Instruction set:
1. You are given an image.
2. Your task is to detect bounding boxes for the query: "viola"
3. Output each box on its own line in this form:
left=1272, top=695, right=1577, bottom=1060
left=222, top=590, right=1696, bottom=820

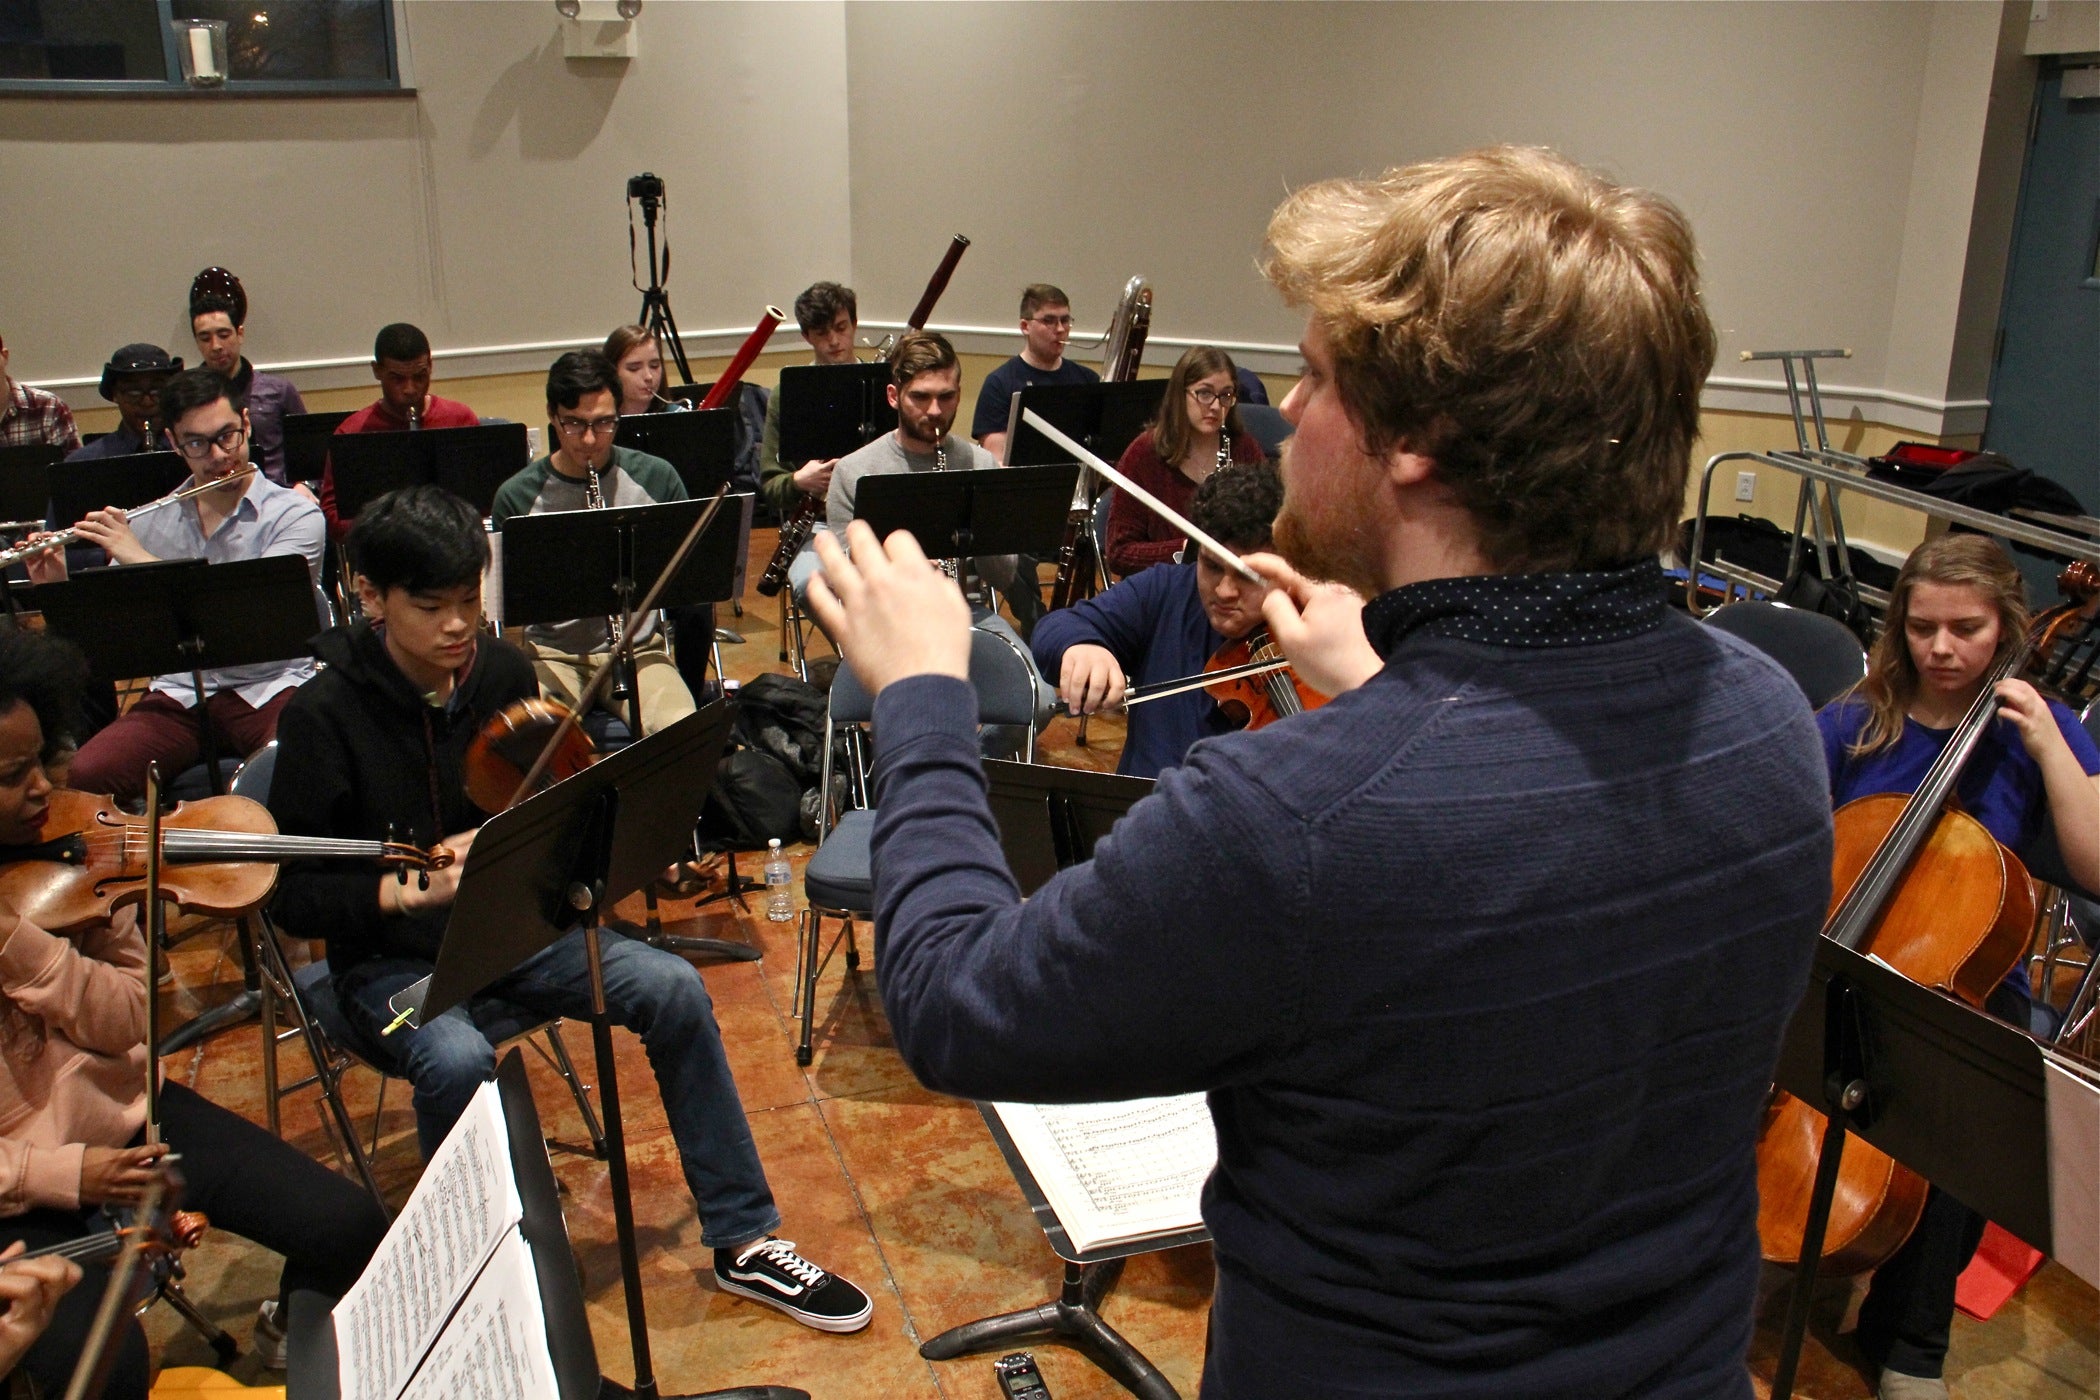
left=1203, top=629, right=1326, bottom=731
left=0, top=790, right=452, bottom=935
left=462, top=697, right=598, bottom=815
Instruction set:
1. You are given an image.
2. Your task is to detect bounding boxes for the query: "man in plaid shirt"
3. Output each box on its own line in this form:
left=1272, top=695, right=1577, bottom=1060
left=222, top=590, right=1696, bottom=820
left=0, top=335, right=80, bottom=453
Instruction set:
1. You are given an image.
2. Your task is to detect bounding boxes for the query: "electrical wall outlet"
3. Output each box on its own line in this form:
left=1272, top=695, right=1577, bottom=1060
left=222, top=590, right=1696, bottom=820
left=1735, top=471, right=1757, bottom=503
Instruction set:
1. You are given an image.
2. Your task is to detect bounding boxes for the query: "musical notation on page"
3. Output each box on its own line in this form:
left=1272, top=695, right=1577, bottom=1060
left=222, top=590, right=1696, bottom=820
left=991, top=1095, right=1217, bottom=1254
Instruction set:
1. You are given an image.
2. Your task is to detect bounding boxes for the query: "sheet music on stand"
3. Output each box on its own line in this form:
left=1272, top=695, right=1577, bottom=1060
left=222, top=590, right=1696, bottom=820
left=332, top=1081, right=542, bottom=1400
left=989, top=1096, right=1215, bottom=1256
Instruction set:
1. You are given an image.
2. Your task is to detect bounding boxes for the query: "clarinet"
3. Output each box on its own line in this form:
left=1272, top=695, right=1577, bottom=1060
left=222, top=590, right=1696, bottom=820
left=407, top=401, right=422, bottom=432
left=583, top=462, right=633, bottom=703
left=1216, top=427, right=1232, bottom=474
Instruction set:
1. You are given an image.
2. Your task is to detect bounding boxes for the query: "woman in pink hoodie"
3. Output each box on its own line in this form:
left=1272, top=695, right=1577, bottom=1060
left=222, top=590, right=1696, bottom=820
left=0, top=630, right=386, bottom=1394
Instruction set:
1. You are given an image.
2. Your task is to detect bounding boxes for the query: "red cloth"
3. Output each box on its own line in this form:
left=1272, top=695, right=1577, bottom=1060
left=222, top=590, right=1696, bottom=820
left=320, top=394, right=480, bottom=538
left=1954, top=1220, right=2046, bottom=1320
left=1102, top=427, right=1264, bottom=577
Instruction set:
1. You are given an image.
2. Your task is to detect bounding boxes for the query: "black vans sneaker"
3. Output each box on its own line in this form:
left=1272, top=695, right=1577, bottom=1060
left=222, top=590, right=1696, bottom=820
left=712, top=1237, right=872, bottom=1333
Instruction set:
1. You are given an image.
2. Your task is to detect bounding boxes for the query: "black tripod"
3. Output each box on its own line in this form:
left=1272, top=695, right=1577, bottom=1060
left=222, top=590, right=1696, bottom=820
left=629, top=172, right=693, bottom=385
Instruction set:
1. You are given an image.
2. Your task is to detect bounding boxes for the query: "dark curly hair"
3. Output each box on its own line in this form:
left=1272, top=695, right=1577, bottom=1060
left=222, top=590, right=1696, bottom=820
left=0, top=625, right=91, bottom=763
left=1190, top=459, right=1281, bottom=553
left=348, top=485, right=490, bottom=596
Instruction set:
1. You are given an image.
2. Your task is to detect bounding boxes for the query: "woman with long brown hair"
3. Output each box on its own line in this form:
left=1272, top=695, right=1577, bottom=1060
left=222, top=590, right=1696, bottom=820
left=1813, top=532, right=2099, bottom=1398
left=603, top=323, right=669, bottom=417
left=1103, top=345, right=1266, bottom=576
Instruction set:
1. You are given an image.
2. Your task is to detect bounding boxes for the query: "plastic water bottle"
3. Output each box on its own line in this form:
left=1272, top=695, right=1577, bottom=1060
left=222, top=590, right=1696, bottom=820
left=764, top=839, right=793, bottom=922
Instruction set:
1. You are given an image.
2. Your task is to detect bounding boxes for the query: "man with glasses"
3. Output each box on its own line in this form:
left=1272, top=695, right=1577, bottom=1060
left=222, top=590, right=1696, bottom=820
left=488, top=351, right=696, bottom=732
left=971, top=283, right=1099, bottom=465
left=320, top=323, right=480, bottom=540
left=66, top=344, right=182, bottom=462
left=0, top=334, right=80, bottom=453
left=26, top=369, right=326, bottom=805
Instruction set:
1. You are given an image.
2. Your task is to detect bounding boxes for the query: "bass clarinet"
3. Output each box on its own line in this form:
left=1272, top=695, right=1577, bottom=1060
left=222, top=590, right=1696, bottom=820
left=756, top=235, right=971, bottom=597
left=1047, top=274, right=1150, bottom=610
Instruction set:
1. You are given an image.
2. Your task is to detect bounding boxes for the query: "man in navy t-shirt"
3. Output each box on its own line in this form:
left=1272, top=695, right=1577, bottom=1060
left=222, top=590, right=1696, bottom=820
left=971, top=282, right=1100, bottom=464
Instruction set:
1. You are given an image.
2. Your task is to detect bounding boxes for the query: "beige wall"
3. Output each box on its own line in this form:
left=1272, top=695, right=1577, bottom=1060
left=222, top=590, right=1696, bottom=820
left=3, top=0, right=2042, bottom=448
left=0, top=2, right=851, bottom=392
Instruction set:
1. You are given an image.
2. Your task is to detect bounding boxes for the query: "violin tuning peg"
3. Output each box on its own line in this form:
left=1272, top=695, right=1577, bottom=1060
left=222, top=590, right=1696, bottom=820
left=418, top=871, right=431, bottom=891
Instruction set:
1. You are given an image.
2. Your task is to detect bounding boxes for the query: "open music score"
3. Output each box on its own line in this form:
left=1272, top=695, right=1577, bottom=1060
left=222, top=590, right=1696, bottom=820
left=990, top=1095, right=1215, bottom=1254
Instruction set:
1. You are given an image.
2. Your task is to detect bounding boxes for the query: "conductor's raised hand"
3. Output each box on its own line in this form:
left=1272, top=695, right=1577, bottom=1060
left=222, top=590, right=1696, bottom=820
left=807, top=522, right=971, bottom=694
left=1247, top=552, right=1382, bottom=698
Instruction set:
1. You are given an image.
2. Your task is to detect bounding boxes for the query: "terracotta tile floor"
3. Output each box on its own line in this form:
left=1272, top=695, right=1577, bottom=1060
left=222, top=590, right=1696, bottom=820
left=140, top=548, right=2096, bottom=1398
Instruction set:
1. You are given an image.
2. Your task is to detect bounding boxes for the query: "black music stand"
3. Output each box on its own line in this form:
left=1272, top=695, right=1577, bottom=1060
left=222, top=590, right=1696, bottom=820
left=615, top=408, right=738, bottom=497
left=280, top=409, right=354, bottom=484
left=1003, top=380, right=1163, bottom=472
left=855, top=463, right=1080, bottom=563
left=326, top=422, right=530, bottom=520
left=0, top=443, right=58, bottom=522
left=915, top=761, right=1195, bottom=1397
left=37, top=554, right=323, bottom=1051
left=1763, top=939, right=2067, bottom=1396
left=46, top=451, right=188, bottom=526
left=387, top=708, right=802, bottom=1400
left=501, top=496, right=761, bottom=955
left=777, top=363, right=891, bottom=465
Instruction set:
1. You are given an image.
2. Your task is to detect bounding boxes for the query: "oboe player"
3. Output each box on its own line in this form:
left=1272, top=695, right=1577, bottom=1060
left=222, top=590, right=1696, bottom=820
left=25, top=368, right=326, bottom=806
left=811, top=147, right=1832, bottom=1398
left=488, top=351, right=696, bottom=733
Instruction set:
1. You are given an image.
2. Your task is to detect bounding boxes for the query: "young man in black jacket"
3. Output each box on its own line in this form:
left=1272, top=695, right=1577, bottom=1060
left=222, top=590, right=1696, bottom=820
left=267, top=485, right=870, bottom=1334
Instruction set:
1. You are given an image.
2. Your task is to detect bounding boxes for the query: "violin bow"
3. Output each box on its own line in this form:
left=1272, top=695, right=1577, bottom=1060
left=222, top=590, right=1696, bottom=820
left=142, top=764, right=164, bottom=1146
left=1019, top=408, right=1265, bottom=584
left=1050, top=654, right=1294, bottom=717
left=504, top=484, right=733, bottom=808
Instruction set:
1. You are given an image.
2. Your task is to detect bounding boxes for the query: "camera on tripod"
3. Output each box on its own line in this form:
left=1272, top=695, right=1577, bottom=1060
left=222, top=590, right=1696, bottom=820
left=626, top=171, right=664, bottom=206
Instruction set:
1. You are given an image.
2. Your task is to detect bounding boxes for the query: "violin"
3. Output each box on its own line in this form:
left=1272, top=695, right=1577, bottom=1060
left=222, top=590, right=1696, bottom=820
left=462, top=697, right=598, bottom=815
left=0, top=790, right=452, bottom=935
left=1203, top=629, right=1326, bottom=731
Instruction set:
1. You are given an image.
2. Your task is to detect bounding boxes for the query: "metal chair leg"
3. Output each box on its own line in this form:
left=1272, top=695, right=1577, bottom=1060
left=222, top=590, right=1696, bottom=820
left=539, top=1022, right=608, bottom=1159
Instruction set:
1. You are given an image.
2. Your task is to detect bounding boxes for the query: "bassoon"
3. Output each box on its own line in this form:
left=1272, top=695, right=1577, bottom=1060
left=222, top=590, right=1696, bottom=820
left=756, top=236, right=971, bottom=596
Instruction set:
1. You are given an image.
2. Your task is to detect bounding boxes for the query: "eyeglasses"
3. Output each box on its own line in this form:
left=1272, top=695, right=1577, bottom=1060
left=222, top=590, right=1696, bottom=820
left=1029, top=315, right=1074, bottom=330
left=172, top=424, right=245, bottom=459
left=111, top=384, right=163, bottom=404
left=556, top=414, right=620, bottom=438
left=1188, top=386, right=1238, bottom=409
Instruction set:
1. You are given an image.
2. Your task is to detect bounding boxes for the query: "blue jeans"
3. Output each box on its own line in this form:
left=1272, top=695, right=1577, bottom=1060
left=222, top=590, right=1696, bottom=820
left=337, top=930, right=780, bottom=1249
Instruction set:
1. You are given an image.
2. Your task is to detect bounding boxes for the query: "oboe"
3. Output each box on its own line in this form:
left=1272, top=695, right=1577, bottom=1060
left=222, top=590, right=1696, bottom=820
left=407, top=401, right=422, bottom=432
left=0, top=467, right=259, bottom=568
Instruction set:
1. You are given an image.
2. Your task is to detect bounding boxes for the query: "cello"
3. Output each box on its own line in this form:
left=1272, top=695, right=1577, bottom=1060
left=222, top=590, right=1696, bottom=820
left=1755, top=562, right=2100, bottom=1275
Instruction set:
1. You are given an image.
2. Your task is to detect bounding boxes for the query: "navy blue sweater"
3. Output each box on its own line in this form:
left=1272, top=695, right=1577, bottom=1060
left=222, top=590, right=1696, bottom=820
left=1030, top=560, right=1233, bottom=778
left=869, top=583, right=1832, bottom=1397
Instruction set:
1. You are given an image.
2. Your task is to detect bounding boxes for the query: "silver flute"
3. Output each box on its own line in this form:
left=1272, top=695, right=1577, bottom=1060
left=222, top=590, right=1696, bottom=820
left=0, top=466, right=257, bottom=568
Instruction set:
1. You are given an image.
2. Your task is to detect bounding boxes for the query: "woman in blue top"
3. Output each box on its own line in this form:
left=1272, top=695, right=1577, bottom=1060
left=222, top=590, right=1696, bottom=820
left=1814, top=533, right=2100, bottom=1399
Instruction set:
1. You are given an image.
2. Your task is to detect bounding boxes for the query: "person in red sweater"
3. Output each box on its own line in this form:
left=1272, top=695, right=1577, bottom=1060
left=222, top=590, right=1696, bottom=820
left=1103, top=345, right=1265, bottom=577
left=319, top=322, right=480, bottom=539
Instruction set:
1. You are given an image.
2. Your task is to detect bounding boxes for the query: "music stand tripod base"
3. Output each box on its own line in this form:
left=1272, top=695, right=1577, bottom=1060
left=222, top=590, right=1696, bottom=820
left=918, top=1256, right=1180, bottom=1400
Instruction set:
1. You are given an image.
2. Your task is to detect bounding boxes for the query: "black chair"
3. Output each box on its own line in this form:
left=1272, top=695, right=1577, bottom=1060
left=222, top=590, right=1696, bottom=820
left=1703, top=599, right=1867, bottom=709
